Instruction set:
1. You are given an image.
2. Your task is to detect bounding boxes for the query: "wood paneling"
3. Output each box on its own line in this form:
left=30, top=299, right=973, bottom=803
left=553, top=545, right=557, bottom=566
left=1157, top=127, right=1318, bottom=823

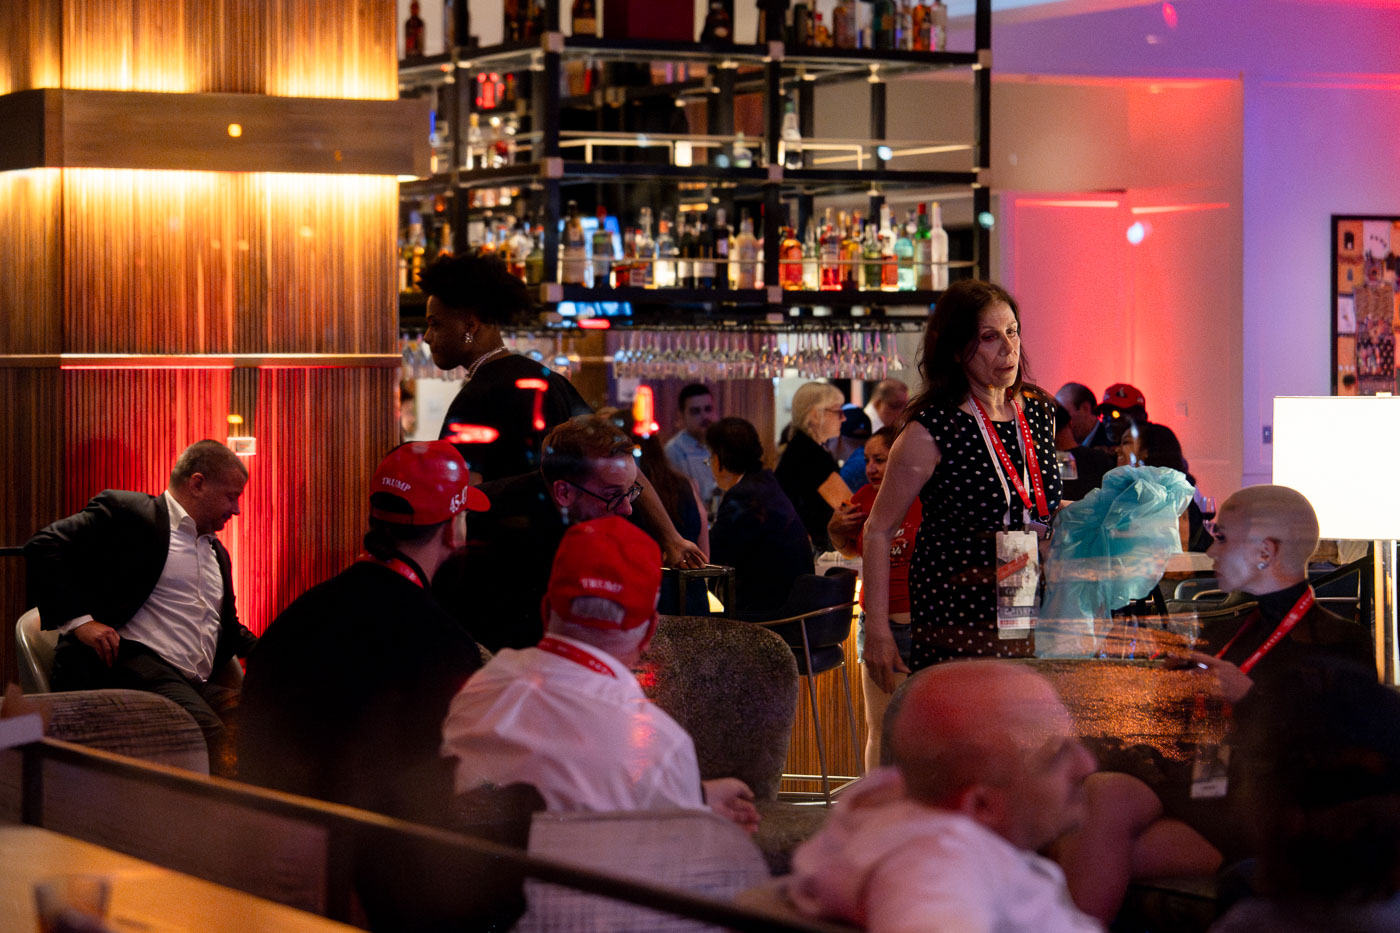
left=0, top=0, right=395, bottom=99
left=0, top=170, right=61, bottom=355
left=59, top=170, right=396, bottom=356
left=0, top=89, right=430, bottom=176
left=59, top=365, right=399, bottom=636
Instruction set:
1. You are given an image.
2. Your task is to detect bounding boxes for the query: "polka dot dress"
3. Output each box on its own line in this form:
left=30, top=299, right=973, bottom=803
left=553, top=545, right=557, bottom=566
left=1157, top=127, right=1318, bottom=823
left=908, top=395, right=1063, bottom=669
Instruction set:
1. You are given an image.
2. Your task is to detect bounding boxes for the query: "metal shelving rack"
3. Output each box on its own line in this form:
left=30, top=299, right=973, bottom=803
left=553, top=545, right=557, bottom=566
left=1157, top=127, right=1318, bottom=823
left=397, top=0, right=991, bottom=326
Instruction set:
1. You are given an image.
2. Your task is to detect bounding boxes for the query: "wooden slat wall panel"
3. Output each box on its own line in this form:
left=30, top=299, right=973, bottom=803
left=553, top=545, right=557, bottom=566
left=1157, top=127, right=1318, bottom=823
left=61, top=171, right=397, bottom=356
left=783, top=626, right=869, bottom=793
left=0, top=0, right=395, bottom=98
left=0, top=0, right=60, bottom=94
left=61, top=365, right=398, bottom=636
left=0, top=169, right=62, bottom=354
left=0, top=368, right=63, bottom=686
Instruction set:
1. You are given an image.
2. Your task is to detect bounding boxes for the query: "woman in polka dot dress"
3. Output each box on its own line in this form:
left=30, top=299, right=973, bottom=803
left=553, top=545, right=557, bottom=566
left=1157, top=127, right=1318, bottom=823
left=861, top=281, right=1062, bottom=690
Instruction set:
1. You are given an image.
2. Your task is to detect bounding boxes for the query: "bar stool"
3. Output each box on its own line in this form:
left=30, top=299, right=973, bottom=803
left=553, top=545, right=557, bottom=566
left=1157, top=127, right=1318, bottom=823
left=660, top=564, right=736, bottom=616
left=733, top=568, right=861, bottom=805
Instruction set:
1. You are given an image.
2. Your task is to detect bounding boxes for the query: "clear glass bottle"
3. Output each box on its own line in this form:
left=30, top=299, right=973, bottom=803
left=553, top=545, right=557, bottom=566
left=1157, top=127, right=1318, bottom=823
left=929, top=0, right=948, bottom=50
left=735, top=212, right=760, bottom=289
left=655, top=212, right=678, bottom=288
left=802, top=217, right=821, bottom=290
left=465, top=112, right=483, bottom=170
left=561, top=200, right=588, bottom=286
left=896, top=209, right=916, bottom=290
left=634, top=206, right=655, bottom=288
left=781, top=99, right=803, bottom=170
left=732, top=131, right=753, bottom=169
left=928, top=200, right=950, bottom=289
left=839, top=211, right=862, bottom=290
left=862, top=220, right=883, bottom=290
left=592, top=205, right=615, bottom=288
left=879, top=204, right=899, bottom=291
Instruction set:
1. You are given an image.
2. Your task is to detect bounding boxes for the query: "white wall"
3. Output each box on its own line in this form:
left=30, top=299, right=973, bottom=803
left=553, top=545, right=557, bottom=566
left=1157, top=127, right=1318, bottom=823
left=988, top=0, right=1400, bottom=490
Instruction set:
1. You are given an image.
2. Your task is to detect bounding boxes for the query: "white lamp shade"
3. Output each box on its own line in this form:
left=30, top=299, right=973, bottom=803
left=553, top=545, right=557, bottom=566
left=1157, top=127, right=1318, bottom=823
left=1273, top=396, right=1400, bottom=540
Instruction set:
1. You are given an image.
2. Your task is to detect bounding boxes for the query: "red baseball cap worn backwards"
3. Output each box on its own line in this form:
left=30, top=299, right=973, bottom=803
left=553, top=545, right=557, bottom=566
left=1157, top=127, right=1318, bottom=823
left=1096, top=383, right=1147, bottom=419
left=545, top=516, right=662, bottom=631
left=369, top=440, right=489, bottom=526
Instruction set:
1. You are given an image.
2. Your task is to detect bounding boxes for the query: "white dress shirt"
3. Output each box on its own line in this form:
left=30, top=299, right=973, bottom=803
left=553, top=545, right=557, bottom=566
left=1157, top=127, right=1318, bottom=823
left=663, top=430, right=718, bottom=515
left=864, top=401, right=886, bottom=433
left=440, top=634, right=706, bottom=813
left=61, top=491, right=224, bottom=681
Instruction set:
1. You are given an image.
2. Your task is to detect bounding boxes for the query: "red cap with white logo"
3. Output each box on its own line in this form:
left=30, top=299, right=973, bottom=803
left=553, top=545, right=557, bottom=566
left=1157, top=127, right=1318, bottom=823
left=544, top=516, right=662, bottom=631
left=369, top=440, right=489, bottom=526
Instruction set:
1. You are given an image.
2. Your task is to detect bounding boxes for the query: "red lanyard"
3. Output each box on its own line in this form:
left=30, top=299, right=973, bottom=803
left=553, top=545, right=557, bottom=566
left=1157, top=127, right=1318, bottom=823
left=356, top=553, right=425, bottom=590
left=969, top=397, right=1049, bottom=520
left=1215, top=587, right=1315, bottom=674
left=537, top=636, right=618, bottom=679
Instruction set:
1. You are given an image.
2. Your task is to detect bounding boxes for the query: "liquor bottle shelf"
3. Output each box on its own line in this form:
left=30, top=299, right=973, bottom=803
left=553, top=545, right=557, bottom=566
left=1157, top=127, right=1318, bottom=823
left=400, top=162, right=978, bottom=193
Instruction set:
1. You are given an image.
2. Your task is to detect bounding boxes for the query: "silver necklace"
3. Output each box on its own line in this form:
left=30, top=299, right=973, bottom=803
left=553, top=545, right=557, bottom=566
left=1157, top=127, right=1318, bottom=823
left=463, top=346, right=508, bottom=382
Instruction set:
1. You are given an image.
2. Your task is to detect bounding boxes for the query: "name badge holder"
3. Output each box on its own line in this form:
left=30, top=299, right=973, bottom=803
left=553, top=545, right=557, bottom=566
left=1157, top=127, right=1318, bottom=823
left=969, top=399, right=1050, bottom=640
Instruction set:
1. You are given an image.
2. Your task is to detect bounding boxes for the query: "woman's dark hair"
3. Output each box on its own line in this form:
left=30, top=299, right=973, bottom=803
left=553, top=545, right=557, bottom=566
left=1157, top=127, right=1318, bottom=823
left=1128, top=421, right=1188, bottom=474
left=420, top=254, right=533, bottom=327
left=706, top=417, right=765, bottom=475
left=902, top=280, right=1028, bottom=424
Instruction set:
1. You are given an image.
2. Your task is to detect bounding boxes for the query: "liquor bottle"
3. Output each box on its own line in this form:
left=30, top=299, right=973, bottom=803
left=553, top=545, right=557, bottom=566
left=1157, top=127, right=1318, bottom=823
left=911, top=0, right=929, bottom=50
left=572, top=0, right=597, bottom=36
left=802, top=217, right=821, bottom=290
left=896, top=0, right=914, bottom=49
left=780, top=99, right=803, bottom=170
left=896, top=209, right=916, bottom=290
left=814, top=12, right=831, bottom=47
left=791, top=0, right=814, bottom=46
left=634, top=207, right=655, bottom=288
left=879, top=204, right=899, bottom=290
left=873, top=0, right=896, bottom=49
left=929, top=0, right=948, bottom=50
left=404, top=0, right=425, bottom=59
left=437, top=220, right=454, bottom=258
left=928, top=200, right=950, bottom=289
left=819, top=208, right=842, bottom=291
left=711, top=209, right=731, bottom=290
left=465, top=112, right=483, bottom=169
left=732, top=131, right=753, bottom=169
left=655, top=212, right=678, bottom=287
left=695, top=214, right=717, bottom=289
left=508, top=220, right=531, bottom=280
left=525, top=220, right=544, bottom=285
left=833, top=0, right=856, bottom=48
left=779, top=225, right=804, bottom=289
left=615, top=228, right=634, bottom=288
left=914, top=201, right=933, bottom=290
left=407, top=214, right=427, bottom=291
left=735, top=212, right=760, bottom=289
left=592, top=205, right=615, bottom=288
left=862, top=220, right=883, bottom=290
left=839, top=211, right=862, bottom=290
left=561, top=200, right=588, bottom=285
left=504, top=0, right=521, bottom=41
left=679, top=216, right=700, bottom=288
left=701, top=0, right=733, bottom=43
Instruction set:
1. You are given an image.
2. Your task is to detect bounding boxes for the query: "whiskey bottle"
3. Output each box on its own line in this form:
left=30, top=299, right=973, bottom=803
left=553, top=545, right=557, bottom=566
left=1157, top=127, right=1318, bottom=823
left=404, top=0, right=425, bottom=59
left=572, top=0, right=598, bottom=36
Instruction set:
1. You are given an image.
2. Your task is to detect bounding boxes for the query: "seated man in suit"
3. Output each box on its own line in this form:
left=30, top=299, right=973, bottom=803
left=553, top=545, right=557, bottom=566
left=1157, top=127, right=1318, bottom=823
left=24, top=439, right=257, bottom=764
left=441, top=515, right=759, bottom=833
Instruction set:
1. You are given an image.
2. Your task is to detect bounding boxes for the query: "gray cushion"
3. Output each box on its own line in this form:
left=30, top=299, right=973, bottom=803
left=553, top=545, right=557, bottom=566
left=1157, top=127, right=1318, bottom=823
left=0, top=689, right=209, bottom=773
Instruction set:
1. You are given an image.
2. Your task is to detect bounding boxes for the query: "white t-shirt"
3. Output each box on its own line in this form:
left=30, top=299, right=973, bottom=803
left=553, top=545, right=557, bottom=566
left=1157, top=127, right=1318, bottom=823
left=787, top=768, right=1103, bottom=933
left=440, top=634, right=706, bottom=813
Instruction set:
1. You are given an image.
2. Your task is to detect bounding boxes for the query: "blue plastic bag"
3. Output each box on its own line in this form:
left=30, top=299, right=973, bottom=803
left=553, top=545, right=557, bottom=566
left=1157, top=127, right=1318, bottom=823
left=1036, top=465, right=1196, bottom=657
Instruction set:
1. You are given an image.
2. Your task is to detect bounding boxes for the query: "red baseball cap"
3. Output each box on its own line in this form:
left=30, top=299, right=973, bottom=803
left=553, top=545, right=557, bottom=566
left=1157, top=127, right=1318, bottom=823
left=1096, top=383, right=1147, bottom=419
left=369, top=440, right=489, bottom=526
left=544, top=516, right=662, bottom=631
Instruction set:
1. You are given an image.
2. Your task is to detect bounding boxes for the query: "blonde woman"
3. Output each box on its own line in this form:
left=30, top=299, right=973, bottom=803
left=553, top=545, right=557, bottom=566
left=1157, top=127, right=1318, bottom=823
left=775, top=381, right=853, bottom=554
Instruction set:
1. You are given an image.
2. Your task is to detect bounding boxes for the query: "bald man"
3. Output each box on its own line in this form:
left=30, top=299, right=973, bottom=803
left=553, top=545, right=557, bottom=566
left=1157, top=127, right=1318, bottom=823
left=1056, top=485, right=1376, bottom=923
left=864, top=378, right=909, bottom=432
left=786, top=661, right=1101, bottom=933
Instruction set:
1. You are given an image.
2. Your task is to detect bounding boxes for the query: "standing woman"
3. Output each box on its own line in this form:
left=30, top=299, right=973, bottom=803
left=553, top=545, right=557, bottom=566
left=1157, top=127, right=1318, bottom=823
left=775, top=381, right=852, bottom=554
left=862, top=281, right=1062, bottom=689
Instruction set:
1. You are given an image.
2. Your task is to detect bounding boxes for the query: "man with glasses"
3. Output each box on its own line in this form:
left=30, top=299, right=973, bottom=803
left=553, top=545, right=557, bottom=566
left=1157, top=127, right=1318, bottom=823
left=437, top=414, right=694, bottom=653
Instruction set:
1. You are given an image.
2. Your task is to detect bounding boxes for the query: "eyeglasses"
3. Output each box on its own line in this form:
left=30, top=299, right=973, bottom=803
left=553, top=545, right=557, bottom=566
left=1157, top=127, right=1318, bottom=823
left=825, top=406, right=844, bottom=415
left=565, top=480, right=643, bottom=513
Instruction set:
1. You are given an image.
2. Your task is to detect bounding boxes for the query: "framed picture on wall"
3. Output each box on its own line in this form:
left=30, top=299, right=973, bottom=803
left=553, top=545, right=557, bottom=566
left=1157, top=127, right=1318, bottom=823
left=1333, top=214, right=1400, bottom=395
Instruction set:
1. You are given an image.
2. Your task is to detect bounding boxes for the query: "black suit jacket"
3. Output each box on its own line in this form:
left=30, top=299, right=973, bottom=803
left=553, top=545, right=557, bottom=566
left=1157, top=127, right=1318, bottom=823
left=25, top=490, right=257, bottom=685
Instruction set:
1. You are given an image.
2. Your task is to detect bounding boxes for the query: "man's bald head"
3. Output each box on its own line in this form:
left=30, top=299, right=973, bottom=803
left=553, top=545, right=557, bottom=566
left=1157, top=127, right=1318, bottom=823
left=1217, top=485, right=1319, bottom=572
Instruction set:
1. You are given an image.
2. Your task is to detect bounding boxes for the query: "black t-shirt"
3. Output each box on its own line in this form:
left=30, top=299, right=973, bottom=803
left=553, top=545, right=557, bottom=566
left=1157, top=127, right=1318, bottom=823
left=710, top=470, right=815, bottom=613
left=438, top=354, right=592, bottom=483
left=237, top=561, right=482, bottom=824
left=775, top=431, right=841, bottom=553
